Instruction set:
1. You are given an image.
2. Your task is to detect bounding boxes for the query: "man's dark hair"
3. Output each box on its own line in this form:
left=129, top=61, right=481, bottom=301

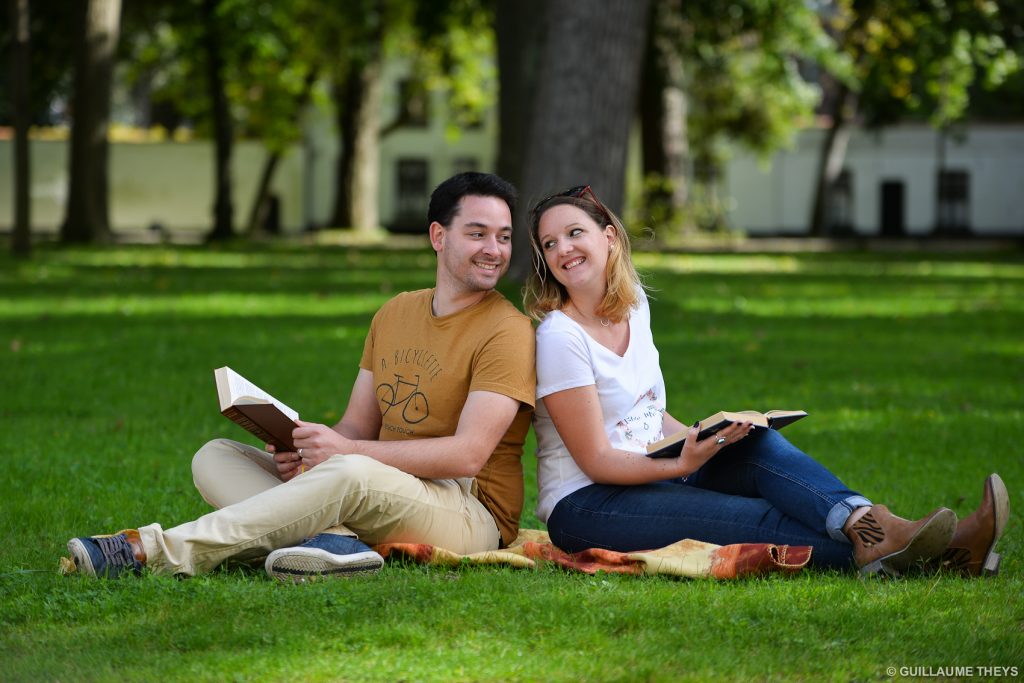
left=427, top=172, right=517, bottom=228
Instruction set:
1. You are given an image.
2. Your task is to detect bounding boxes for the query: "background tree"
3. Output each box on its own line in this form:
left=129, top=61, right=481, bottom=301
left=60, top=0, right=122, bottom=244
left=200, top=0, right=233, bottom=241
left=244, top=65, right=319, bottom=236
left=0, top=2, right=77, bottom=126
left=319, top=0, right=392, bottom=234
left=639, top=0, right=690, bottom=234
left=504, top=0, right=651, bottom=280
left=495, top=0, right=546, bottom=212
left=809, top=0, right=1023, bottom=236
left=122, top=0, right=320, bottom=240
left=231, top=2, right=322, bottom=236
left=9, top=0, right=31, bottom=257
left=323, top=0, right=496, bottom=233
left=640, top=0, right=837, bottom=236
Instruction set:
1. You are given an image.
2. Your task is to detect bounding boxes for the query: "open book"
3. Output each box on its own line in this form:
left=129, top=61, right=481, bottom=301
left=214, top=366, right=300, bottom=451
left=646, top=409, right=807, bottom=459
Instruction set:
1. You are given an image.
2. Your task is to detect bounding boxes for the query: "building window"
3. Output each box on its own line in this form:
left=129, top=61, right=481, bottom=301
left=451, top=157, right=478, bottom=176
left=396, top=158, right=429, bottom=223
left=397, top=79, right=429, bottom=128
left=827, top=168, right=854, bottom=233
left=936, top=169, right=970, bottom=232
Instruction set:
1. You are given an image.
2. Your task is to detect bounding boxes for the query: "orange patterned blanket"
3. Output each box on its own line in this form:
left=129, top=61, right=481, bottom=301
left=375, top=529, right=812, bottom=579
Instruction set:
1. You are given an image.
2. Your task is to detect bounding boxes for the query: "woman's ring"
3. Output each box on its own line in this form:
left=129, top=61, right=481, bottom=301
left=298, top=448, right=304, bottom=458
left=716, top=437, right=727, bottom=445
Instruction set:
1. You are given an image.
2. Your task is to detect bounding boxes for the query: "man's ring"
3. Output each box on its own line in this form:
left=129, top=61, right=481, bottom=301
left=716, top=437, right=727, bottom=445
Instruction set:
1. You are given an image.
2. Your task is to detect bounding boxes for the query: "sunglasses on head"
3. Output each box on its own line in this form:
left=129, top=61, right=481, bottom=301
left=532, top=184, right=611, bottom=221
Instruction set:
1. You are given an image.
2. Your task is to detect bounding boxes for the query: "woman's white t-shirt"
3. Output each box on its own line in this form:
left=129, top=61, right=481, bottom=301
left=533, top=290, right=667, bottom=522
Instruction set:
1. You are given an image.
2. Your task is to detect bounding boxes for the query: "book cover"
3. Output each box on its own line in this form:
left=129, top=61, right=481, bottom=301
left=214, top=366, right=300, bottom=452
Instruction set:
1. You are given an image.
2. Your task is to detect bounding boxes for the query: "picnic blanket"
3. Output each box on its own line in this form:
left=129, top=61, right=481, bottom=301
left=58, top=530, right=812, bottom=579
left=375, top=529, right=812, bottom=579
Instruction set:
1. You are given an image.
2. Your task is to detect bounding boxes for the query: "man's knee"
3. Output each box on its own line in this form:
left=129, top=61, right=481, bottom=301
left=317, top=453, right=402, bottom=494
left=191, top=438, right=240, bottom=483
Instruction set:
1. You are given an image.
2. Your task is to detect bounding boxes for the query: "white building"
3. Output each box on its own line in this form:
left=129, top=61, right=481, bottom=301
left=727, top=124, right=1024, bottom=236
left=2, top=65, right=1022, bottom=237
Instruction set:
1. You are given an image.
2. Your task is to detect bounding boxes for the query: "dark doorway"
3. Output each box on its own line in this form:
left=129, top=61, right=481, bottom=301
left=880, top=180, right=905, bottom=237
left=936, top=169, right=970, bottom=234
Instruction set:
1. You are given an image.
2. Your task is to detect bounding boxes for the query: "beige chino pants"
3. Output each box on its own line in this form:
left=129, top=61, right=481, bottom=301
left=136, top=438, right=500, bottom=576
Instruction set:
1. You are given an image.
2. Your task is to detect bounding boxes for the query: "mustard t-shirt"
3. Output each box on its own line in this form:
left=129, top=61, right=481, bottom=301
left=359, top=289, right=536, bottom=546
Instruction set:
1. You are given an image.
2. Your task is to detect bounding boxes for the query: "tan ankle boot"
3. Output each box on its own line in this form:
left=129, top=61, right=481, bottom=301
left=848, top=505, right=956, bottom=577
left=937, top=473, right=1009, bottom=577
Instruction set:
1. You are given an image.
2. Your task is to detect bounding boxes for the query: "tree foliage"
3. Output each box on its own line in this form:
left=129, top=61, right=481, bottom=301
left=829, top=0, right=1021, bottom=128
left=0, top=1, right=76, bottom=126
left=121, top=0, right=318, bottom=149
left=642, top=0, right=843, bottom=234
left=408, top=0, right=497, bottom=136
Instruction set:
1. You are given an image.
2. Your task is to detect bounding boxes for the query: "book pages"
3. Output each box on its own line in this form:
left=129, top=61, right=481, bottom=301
left=215, top=367, right=299, bottom=420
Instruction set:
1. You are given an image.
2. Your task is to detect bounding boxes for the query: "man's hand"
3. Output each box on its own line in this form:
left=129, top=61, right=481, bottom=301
left=292, top=420, right=354, bottom=471
left=264, top=443, right=303, bottom=482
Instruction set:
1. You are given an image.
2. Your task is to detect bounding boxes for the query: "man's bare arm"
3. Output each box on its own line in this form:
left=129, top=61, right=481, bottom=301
left=333, top=369, right=383, bottom=441
left=287, top=369, right=522, bottom=479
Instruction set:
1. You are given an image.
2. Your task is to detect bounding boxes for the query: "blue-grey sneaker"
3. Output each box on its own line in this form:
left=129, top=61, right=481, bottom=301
left=265, top=534, right=384, bottom=583
left=66, top=531, right=145, bottom=578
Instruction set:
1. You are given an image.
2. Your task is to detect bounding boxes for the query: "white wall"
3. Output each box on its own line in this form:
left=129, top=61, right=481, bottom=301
left=726, top=124, right=1024, bottom=235
left=0, top=137, right=307, bottom=235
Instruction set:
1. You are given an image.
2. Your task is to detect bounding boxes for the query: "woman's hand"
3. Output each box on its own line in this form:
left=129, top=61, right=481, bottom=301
left=291, top=420, right=355, bottom=471
left=679, top=420, right=754, bottom=475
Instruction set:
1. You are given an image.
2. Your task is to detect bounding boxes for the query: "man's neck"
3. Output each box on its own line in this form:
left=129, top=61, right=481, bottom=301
left=431, top=284, right=492, bottom=317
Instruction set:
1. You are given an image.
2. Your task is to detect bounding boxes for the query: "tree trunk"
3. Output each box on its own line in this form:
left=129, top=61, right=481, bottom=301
left=329, top=59, right=382, bottom=232
left=348, top=55, right=382, bottom=234
left=639, top=1, right=690, bottom=237
left=495, top=0, right=546, bottom=197
left=245, top=152, right=282, bottom=235
left=203, top=0, right=234, bottom=241
left=809, top=83, right=857, bottom=237
left=329, top=59, right=383, bottom=232
left=60, top=0, right=121, bottom=244
left=509, top=0, right=651, bottom=281
left=329, top=80, right=351, bottom=228
left=246, top=68, right=319, bottom=236
left=329, top=14, right=383, bottom=233
left=10, top=0, right=31, bottom=256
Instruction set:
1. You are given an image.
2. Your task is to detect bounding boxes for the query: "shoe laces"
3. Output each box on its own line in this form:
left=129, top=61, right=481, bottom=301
left=97, top=535, right=142, bottom=573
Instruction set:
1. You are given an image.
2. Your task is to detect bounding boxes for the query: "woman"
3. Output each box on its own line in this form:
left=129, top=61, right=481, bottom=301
left=523, top=184, right=1008, bottom=576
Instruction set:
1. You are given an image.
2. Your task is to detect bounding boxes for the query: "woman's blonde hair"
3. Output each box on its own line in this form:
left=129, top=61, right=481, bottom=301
left=522, top=186, right=643, bottom=323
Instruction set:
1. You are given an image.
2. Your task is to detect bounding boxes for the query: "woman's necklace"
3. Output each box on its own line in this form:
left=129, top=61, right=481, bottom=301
left=569, top=302, right=611, bottom=327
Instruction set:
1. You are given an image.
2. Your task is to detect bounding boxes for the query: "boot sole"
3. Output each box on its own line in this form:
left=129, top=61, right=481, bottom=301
left=859, top=508, right=957, bottom=578
left=265, top=547, right=384, bottom=584
left=979, top=473, right=1009, bottom=577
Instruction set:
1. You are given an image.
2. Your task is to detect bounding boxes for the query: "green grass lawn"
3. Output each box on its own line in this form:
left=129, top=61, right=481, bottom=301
left=1, top=243, right=1022, bottom=682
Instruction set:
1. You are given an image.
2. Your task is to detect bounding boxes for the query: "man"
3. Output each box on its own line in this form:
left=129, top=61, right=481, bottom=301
left=67, top=172, right=536, bottom=582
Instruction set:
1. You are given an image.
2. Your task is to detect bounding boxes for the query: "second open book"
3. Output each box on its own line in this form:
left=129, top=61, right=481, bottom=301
left=645, top=409, right=807, bottom=459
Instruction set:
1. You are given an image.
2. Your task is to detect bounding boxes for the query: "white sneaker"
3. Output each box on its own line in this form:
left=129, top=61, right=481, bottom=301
left=265, top=534, right=384, bottom=583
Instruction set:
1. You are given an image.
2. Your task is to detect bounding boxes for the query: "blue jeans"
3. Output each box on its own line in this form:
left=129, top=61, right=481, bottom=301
left=546, top=429, right=871, bottom=570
